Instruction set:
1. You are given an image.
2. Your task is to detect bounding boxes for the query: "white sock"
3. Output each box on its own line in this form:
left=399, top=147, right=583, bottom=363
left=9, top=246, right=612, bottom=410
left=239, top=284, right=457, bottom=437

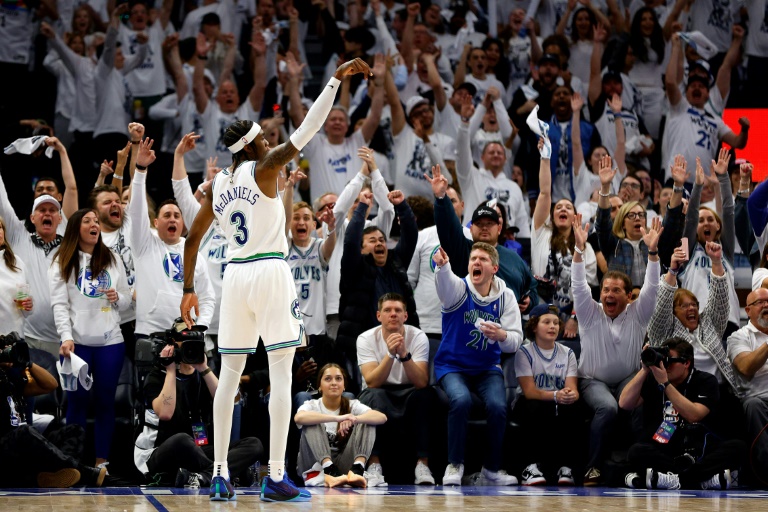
left=213, top=354, right=247, bottom=482
left=267, top=348, right=295, bottom=482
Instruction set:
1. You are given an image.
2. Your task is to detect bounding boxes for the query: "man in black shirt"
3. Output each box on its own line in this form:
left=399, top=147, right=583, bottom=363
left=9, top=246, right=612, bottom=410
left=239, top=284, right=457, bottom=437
left=0, top=345, right=106, bottom=487
left=134, top=343, right=263, bottom=487
left=619, top=338, right=744, bottom=490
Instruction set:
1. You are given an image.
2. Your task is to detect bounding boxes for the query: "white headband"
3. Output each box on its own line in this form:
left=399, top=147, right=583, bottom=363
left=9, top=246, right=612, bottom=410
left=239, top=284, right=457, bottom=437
left=227, top=123, right=262, bottom=153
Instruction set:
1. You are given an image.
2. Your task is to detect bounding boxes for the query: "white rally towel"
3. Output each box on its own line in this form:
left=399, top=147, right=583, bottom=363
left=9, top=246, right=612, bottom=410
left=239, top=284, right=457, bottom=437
left=526, top=105, right=551, bottom=159
left=57, top=352, right=94, bottom=391
left=3, top=136, right=54, bottom=159
left=679, top=31, right=718, bottom=61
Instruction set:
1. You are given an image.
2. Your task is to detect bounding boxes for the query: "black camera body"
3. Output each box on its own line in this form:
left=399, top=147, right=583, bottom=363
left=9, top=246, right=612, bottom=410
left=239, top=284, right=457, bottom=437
left=151, top=319, right=207, bottom=368
left=641, top=346, right=670, bottom=368
left=0, top=332, right=30, bottom=369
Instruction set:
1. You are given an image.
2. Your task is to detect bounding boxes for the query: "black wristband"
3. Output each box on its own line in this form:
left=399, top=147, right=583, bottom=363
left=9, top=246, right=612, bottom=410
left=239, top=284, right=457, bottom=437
left=136, top=163, right=148, bottom=171
left=398, top=352, right=412, bottom=363
left=183, top=287, right=195, bottom=294
left=200, top=368, right=212, bottom=377
left=648, top=250, right=658, bottom=256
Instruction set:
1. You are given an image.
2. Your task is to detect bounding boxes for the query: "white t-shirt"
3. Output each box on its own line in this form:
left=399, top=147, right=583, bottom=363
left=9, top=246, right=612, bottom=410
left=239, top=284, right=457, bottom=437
left=356, top=325, right=429, bottom=390
left=296, top=398, right=371, bottom=437
left=662, top=97, right=730, bottom=183
left=727, top=323, right=768, bottom=399
left=569, top=40, right=594, bottom=87
left=180, top=1, right=235, bottom=39
left=0, top=252, right=27, bottom=336
left=465, top=74, right=506, bottom=105
left=101, top=220, right=135, bottom=324
left=687, top=0, right=734, bottom=53
left=304, top=130, right=367, bottom=203
left=0, top=2, right=34, bottom=65
left=515, top=340, right=578, bottom=391
left=119, top=22, right=175, bottom=97
left=392, top=127, right=453, bottom=199
left=752, top=267, right=768, bottom=291
left=746, top=0, right=768, bottom=57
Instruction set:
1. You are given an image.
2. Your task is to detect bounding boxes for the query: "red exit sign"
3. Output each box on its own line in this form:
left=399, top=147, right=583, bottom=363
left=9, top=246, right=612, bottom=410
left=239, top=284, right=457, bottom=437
left=723, top=108, right=768, bottom=181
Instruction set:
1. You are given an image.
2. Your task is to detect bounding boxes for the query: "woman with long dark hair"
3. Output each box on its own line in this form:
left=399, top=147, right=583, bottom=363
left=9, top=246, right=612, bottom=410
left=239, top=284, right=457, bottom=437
left=295, top=363, right=386, bottom=488
left=0, top=216, right=32, bottom=335
left=49, top=208, right=132, bottom=470
left=628, top=7, right=667, bottom=139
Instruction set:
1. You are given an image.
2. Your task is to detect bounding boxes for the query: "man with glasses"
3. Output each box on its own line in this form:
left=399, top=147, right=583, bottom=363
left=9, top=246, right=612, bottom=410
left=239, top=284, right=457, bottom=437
left=619, top=338, right=744, bottom=490
left=727, top=287, right=768, bottom=480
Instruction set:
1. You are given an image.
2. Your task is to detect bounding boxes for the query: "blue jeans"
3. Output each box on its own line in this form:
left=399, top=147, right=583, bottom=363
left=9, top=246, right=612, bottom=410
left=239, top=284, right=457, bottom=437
left=439, top=371, right=506, bottom=470
left=63, top=343, right=125, bottom=460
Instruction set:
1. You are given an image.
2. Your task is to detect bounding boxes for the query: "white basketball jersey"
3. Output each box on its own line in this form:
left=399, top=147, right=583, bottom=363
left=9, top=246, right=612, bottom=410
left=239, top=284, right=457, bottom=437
left=286, top=238, right=328, bottom=336
left=212, top=161, right=288, bottom=262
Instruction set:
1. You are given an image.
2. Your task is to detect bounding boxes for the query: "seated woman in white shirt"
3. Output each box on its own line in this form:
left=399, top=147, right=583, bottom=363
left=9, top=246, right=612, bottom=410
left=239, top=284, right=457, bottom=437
left=0, top=216, right=32, bottom=335
left=294, top=363, right=386, bottom=488
left=49, top=209, right=132, bottom=470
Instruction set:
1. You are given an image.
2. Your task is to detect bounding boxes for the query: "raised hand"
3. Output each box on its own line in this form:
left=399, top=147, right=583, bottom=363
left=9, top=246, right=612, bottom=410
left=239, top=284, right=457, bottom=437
left=593, top=22, right=608, bottom=44
left=705, top=241, right=722, bottom=261
left=695, top=157, right=705, bottom=186
left=571, top=92, right=584, bottom=113
left=740, top=162, right=753, bottom=184
left=372, top=53, right=386, bottom=84
left=136, top=138, right=156, bottom=167
left=357, top=146, right=378, bottom=173
left=598, top=154, right=615, bottom=186
left=196, top=32, right=212, bottom=58
left=99, top=160, right=115, bottom=178
left=432, top=246, right=449, bottom=267
left=284, top=52, right=306, bottom=80
left=175, top=132, right=200, bottom=156
left=129, top=122, right=145, bottom=142
left=286, top=168, right=307, bottom=187
left=712, top=147, right=731, bottom=175
left=608, top=93, right=622, bottom=114
left=116, top=141, right=131, bottom=168
left=572, top=213, right=589, bottom=250
left=486, top=86, right=501, bottom=102
left=135, top=32, right=149, bottom=45
left=669, top=246, right=687, bottom=270
left=206, top=156, right=219, bottom=180
left=334, top=58, right=372, bottom=80
left=407, top=2, right=420, bottom=17
left=250, top=23, right=267, bottom=56
left=670, top=154, right=689, bottom=186
left=44, top=136, right=65, bottom=152
left=162, top=33, right=180, bottom=52
left=359, top=190, right=373, bottom=207
left=739, top=117, right=750, bottom=131
left=460, top=96, right=474, bottom=120
left=387, top=190, right=405, bottom=205
left=640, top=216, right=663, bottom=252
left=317, top=207, right=336, bottom=232
left=40, top=21, right=55, bottom=39
left=424, top=164, right=448, bottom=198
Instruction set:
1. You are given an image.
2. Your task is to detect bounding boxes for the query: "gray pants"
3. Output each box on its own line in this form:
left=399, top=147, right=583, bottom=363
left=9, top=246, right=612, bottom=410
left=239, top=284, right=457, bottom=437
left=579, top=374, right=636, bottom=469
left=744, top=396, right=768, bottom=475
left=296, top=423, right=375, bottom=476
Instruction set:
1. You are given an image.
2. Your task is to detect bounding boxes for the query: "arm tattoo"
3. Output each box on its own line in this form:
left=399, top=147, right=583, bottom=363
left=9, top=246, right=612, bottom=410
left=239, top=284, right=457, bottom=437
left=162, top=393, right=174, bottom=406
left=260, top=141, right=300, bottom=172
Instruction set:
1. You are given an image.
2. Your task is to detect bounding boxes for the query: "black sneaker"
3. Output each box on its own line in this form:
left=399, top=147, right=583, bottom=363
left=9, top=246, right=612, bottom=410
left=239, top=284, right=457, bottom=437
left=260, top=474, right=311, bottom=502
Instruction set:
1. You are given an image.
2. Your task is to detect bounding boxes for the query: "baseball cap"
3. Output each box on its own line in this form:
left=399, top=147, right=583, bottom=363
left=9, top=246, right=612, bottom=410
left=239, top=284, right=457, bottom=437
left=405, top=96, right=430, bottom=118
left=32, top=194, right=60, bottom=211
left=539, top=53, right=561, bottom=68
left=528, top=303, right=559, bottom=319
left=689, top=59, right=714, bottom=85
left=471, top=203, right=500, bottom=224
left=455, top=82, right=477, bottom=97
left=686, top=74, right=710, bottom=90
left=602, top=68, right=622, bottom=83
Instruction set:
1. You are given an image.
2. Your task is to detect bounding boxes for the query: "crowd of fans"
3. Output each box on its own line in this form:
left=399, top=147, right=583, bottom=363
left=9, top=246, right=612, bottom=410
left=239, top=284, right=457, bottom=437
left=1, top=0, right=768, bottom=493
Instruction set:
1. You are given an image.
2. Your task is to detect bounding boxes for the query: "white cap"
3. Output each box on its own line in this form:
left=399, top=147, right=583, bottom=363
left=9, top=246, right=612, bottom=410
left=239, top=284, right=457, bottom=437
left=405, top=96, right=430, bottom=118
left=32, top=194, right=61, bottom=211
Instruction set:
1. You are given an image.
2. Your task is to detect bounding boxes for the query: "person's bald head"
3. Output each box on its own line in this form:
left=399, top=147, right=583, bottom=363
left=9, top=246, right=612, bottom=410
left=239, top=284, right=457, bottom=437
left=746, top=288, right=768, bottom=330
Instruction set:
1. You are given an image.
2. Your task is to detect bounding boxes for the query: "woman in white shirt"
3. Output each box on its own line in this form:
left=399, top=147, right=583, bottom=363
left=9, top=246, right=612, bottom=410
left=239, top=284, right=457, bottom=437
left=50, top=208, right=132, bottom=470
left=295, top=363, right=386, bottom=488
left=532, top=135, right=597, bottom=340
left=627, top=7, right=667, bottom=139
left=0, top=216, right=32, bottom=335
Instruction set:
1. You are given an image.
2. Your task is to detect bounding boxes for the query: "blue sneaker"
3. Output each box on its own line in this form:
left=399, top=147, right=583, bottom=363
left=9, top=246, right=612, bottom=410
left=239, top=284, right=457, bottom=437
left=260, top=474, right=312, bottom=502
left=209, top=475, right=236, bottom=501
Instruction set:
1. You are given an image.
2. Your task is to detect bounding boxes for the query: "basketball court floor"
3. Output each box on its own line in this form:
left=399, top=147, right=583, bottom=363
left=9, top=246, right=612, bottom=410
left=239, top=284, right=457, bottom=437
left=2, top=485, right=768, bottom=511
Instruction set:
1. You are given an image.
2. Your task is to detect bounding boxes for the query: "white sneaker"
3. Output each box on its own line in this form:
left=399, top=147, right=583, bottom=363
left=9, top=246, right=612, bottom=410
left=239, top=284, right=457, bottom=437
left=646, top=468, right=680, bottom=490
left=480, top=467, right=518, bottom=486
left=365, top=463, right=388, bottom=487
left=625, top=472, right=640, bottom=488
left=302, top=462, right=325, bottom=487
left=701, top=469, right=732, bottom=490
left=442, top=463, right=464, bottom=486
left=96, top=462, right=109, bottom=476
left=521, top=464, right=546, bottom=486
left=557, top=466, right=574, bottom=486
left=414, top=461, right=435, bottom=485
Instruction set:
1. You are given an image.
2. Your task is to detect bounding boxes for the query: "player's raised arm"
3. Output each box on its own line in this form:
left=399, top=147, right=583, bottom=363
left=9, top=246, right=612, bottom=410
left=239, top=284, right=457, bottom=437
left=255, top=58, right=372, bottom=187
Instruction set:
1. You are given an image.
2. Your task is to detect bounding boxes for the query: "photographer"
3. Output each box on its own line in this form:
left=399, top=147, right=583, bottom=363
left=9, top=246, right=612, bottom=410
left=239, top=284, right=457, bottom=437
left=619, top=338, right=744, bottom=490
left=0, top=336, right=106, bottom=488
left=134, top=326, right=263, bottom=488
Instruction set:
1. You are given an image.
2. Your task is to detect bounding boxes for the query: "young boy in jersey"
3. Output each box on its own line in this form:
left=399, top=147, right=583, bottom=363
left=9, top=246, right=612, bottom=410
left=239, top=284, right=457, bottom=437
left=431, top=243, right=523, bottom=486
left=180, top=57, right=372, bottom=502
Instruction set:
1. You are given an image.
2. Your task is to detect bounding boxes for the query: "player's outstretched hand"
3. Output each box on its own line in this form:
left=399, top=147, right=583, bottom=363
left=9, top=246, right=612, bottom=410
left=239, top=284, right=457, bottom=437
left=334, top=58, right=372, bottom=80
left=181, top=293, right=199, bottom=329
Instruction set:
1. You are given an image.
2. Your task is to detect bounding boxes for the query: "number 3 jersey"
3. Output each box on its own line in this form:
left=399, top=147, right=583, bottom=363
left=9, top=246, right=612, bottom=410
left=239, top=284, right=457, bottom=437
left=433, top=263, right=523, bottom=382
left=212, top=161, right=288, bottom=263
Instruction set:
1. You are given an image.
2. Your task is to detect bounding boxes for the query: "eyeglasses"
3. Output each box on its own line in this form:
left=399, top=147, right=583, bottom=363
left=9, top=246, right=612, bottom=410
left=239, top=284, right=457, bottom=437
left=675, top=302, right=698, bottom=310
left=664, top=357, right=687, bottom=366
left=748, top=298, right=768, bottom=308
left=625, top=212, right=647, bottom=220
left=620, top=182, right=641, bottom=190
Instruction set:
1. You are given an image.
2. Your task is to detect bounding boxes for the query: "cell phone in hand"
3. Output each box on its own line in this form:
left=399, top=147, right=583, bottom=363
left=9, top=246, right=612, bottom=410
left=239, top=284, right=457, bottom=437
left=680, top=237, right=689, bottom=260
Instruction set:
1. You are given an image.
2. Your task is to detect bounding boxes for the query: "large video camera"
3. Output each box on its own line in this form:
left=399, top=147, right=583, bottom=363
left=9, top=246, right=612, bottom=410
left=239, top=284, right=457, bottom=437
left=0, top=332, right=30, bottom=369
left=149, top=319, right=207, bottom=368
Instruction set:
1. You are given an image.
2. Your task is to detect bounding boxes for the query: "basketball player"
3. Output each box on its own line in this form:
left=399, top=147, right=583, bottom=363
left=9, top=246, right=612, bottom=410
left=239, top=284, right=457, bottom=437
left=181, top=57, right=372, bottom=502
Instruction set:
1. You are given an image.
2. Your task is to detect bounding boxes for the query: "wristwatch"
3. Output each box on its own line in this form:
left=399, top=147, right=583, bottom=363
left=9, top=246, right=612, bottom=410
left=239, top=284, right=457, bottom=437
left=658, top=380, right=671, bottom=391
left=397, top=352, right=412, bottom=363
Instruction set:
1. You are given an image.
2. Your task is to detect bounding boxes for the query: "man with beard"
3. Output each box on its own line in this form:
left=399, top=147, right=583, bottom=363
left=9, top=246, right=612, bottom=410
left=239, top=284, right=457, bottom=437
left=662, top=32, right=748, bottom=184
left=727, top=287, right=768, bottom=481
left=89, top=184, right=136, bottom=357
